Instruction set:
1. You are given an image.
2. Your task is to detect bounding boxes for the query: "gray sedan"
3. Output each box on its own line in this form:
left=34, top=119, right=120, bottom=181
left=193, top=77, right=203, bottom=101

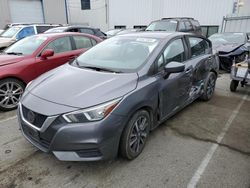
left=17, top=32, right=219, bottom=161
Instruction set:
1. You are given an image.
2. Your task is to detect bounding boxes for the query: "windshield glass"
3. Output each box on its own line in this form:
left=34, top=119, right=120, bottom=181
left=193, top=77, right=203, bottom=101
left=73, top=36, right=159, bottom=72
left=4, top=35, right=48, bottom=55
left=146, top=20, right=177, bottom=32
left=0, top=27, right=22, bottom=38
left=209, top=33, right=246, bottom=45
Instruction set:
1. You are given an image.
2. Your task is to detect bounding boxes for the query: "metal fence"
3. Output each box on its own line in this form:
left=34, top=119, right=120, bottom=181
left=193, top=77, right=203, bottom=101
left=221, top=15, right=250, bottom=32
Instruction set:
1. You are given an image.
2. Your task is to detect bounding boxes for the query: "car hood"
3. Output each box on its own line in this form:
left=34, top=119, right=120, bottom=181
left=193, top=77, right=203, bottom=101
left=0, top=37, right=12, bottom=47
left=213, top=43, right=244, bottom=54
left=27, top=64, right=138, bottom=109
left=0, top=54, right=26, bottom=66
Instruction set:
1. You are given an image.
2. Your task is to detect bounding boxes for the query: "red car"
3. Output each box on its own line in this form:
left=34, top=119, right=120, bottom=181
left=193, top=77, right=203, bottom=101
left=0, top=33, right=102, bottom=111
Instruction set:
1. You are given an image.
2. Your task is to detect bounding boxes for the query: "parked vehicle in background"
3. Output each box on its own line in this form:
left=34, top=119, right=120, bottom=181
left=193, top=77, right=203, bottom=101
left=18, top=32, right=218, bottom=161
left=0, top=24, right=60, bottom=50
left=0, top=33, right=102, bottom=111
left=106, top=29, right=124, bottom=38
left=45, top=26, right=107, bottom=40
left=0, top=30, right=4, bottom=35
left=146, top=17, right=202, bottom=35
left=116, top=28, right=141, bottom=35
left=209, top=32, right=250, bottom=72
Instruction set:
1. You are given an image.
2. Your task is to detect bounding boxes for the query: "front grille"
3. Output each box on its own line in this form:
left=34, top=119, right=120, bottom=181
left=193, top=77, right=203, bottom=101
left=21, top=121, right=50, bottom=150
left=22, top=105, right=47, bottom=128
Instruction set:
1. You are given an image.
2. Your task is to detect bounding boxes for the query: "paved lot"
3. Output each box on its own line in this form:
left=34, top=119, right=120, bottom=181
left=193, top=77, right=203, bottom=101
left=0, top=73, right=249, bottom=188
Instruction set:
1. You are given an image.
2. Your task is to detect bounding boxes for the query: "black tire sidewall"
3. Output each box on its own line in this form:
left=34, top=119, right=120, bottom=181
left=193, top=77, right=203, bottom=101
left=201, top=72, right=216, bottom=101
left=230, top=80, right=238, bottom=92
left=120, top=110, right=150, bottom=160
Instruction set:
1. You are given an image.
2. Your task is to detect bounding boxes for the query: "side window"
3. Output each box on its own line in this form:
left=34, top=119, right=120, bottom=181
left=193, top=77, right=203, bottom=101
left=188, top=37, right=210, bottom=58
left=178, top=22, right=186, bottom=31
left=158, top=39, right=185, bottom=69
left=79, top=28, right=94, bottom=35
left=184, top=21, right=193, bottom=31
left=44, top=37, right=72, bottom=54
left=68, top=28, right=80, bottom=32
left=73, top=36, right=93, bottom=49
left=91, top=38, right=97, bottom=46
left=16, top=26, right=35, bottom=40
left=36, top=26, right=53, bottom=33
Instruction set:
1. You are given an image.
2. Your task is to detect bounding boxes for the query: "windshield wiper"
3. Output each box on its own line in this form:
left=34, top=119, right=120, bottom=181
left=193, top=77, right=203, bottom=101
left=153, top=29, right=167, bottom=31
left=6, top=52, right=23, bottom=55
left=81, top=66, right=122, bottom=73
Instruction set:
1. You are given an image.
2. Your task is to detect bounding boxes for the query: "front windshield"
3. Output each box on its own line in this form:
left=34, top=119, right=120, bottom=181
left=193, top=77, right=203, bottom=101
left=209, top=33, right=246, bottom=45
left=0, top=27, right=21, bottom=38
left=74, top=36, right=159, bottom=72
left=146, top=20, right=177, bottom=32
left=4, top=35, right=48, bottom=55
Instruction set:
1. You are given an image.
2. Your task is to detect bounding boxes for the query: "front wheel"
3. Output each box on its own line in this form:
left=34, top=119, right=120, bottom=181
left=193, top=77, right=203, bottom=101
left=200, top=72, right=217, bottom=101
left=0, top=78, right=25, bottom=111
left=230, top=80, right=238, bottom=92
left=120, top=110, right=151, bottom=160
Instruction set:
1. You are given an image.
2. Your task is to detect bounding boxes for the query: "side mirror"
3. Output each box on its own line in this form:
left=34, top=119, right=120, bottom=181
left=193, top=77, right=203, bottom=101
left=164, top=61, right=185, bottom=74
left=41, top=49, right=54, bottom=59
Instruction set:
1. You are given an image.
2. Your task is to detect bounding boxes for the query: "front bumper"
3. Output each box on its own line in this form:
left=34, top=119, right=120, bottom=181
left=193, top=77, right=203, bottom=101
left=17, top=104, right=125, bottom=161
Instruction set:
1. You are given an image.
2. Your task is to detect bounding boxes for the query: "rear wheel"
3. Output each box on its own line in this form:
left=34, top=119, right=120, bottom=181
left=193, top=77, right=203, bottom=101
left=200, top=72, right=217, bottom=101
left=120, top=110, right=151, bottom=160
left=0, top=78, right=25, bottom=111
left=230, top=80, right=238, bottom=92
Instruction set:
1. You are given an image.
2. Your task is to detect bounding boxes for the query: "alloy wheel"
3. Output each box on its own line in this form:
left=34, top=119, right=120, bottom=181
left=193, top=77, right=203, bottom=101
left=206, top=74, right=216, bottom=98
left=0, top=81, right=24, bottom=110
left=129, top=115, right=149, bottom=154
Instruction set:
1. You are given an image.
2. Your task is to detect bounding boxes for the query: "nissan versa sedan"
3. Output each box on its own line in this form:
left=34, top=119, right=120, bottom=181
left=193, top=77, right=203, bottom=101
left=0, top=33, right=102, bottom=111
left=18, top=32, right=219, bottom=161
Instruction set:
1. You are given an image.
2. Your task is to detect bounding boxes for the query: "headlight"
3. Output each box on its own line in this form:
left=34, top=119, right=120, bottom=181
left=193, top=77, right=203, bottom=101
left=62, top=98, right=122, bottom=123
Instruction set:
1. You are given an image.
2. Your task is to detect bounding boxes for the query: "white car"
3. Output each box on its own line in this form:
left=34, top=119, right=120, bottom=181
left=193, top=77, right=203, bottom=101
left=0, top=24, right=59, bottom=50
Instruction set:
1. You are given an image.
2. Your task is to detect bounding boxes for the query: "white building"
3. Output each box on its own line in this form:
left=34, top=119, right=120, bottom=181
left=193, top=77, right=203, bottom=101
left=0, top=0, right=68, bottom=29
left=66, top=0, right=250, bottom=36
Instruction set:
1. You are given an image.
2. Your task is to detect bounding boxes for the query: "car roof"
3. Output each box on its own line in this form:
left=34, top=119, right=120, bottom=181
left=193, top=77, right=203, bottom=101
left=54, top=25, right=99, bottom=30
left=34, top=32, right=100, bottom=39
left=116, top=31, right=190, bottom=39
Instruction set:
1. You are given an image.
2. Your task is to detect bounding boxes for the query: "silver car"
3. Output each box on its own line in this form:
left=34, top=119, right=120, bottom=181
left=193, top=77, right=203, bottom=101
left=18, top=32, right=219, bottom=161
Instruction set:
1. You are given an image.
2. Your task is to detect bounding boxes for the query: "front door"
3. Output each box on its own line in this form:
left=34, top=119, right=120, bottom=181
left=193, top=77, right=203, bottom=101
left=157, top=38, right=192, bottom=119
left=35, top=36, right=76, bottom=76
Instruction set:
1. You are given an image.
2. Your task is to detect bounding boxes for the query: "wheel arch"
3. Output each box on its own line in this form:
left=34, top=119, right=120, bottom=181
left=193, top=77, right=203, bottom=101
left=0, top=76, right=27, bottom=87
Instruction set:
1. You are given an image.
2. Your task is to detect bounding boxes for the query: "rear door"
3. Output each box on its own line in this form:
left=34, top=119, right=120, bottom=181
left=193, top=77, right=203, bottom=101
left=35, top=36, right=75, bottom=75
left=185, top=36, right=212, bottom=100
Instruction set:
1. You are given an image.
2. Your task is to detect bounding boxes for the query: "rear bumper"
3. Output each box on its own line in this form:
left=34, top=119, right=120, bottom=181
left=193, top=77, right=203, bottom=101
left=17, top=105, right=126, bottom=161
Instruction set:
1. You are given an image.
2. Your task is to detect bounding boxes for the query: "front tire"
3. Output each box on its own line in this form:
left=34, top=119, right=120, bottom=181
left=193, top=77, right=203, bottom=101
left=200, top=72, right=217, bottom=101
left=230, top=80, right=238, bottom=92
left=120, top=110, right=151, bottom=160
left=0, top=78, right=25, bottom=111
